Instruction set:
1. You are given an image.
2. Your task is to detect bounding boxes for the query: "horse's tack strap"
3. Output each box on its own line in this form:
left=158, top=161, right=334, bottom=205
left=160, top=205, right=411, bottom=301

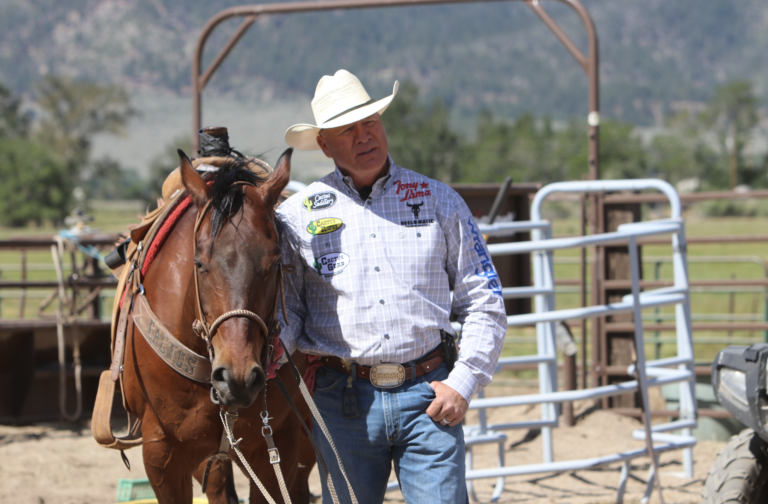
left=133, top=294, right=212, bottom=384
left=111, top=293, right=133, bottom=382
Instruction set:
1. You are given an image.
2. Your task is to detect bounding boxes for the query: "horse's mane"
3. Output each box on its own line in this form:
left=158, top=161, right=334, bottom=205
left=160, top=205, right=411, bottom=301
left=208, top=157, right=269, bottom=239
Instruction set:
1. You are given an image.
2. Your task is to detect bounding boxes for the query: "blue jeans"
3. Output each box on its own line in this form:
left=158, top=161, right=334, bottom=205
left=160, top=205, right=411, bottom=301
left=312, top=362, right=468, bottom=504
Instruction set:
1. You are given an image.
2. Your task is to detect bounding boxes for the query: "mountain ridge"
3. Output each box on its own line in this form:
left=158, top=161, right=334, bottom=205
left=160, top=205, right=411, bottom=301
left=2, top=0, right=766, bottom=125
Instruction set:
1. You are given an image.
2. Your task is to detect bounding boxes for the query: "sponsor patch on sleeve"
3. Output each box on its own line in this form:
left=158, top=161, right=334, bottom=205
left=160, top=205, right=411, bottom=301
left=312, top=252, right=350, bottom=276
left=303, top=192, right=337, bottom=211
left=467, top=217, right=503, bottom=296
left=307, top=218, right=343, bottom=235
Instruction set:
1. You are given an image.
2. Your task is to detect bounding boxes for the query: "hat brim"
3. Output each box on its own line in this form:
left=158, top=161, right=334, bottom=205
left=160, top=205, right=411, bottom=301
left=285, top=81, right=399, bottom=151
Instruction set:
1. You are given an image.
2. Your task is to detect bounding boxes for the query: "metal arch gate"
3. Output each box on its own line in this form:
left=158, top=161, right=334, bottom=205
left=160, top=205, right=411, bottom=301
left=190, top=0, right=601, bottom=185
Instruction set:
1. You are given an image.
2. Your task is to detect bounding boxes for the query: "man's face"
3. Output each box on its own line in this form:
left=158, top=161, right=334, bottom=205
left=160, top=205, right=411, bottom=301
left=316, top=113, right=389, bottom=185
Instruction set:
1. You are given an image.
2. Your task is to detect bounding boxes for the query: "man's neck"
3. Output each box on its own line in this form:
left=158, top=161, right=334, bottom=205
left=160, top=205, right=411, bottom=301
left=338, top=158, right=390, bottom=190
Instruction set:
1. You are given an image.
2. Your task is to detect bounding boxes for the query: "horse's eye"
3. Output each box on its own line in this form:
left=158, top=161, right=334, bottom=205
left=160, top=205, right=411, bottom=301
left=194, top=260, right=205, bottom=271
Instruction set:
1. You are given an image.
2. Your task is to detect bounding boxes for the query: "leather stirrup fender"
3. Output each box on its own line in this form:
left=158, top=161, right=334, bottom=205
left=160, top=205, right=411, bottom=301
left=91, top=370, right=143, bottom=450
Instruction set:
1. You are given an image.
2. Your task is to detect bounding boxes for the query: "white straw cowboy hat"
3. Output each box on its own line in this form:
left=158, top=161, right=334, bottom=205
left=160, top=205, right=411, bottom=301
left=284, top=69, right=399, bottom=151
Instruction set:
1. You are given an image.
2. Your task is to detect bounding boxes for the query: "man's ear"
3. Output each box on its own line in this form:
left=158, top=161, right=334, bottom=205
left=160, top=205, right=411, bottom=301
left=316, top=132, right=333, bottom=158
left=178, top=149, right=211, bottom=209
left=261, top=148, right=292, bottom=209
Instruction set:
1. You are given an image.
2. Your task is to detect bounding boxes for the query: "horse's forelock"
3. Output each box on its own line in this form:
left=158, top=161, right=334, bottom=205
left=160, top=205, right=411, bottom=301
left=208, top=158, right=269, bottom=239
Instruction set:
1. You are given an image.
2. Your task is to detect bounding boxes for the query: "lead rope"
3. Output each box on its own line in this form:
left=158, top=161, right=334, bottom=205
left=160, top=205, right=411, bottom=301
left=282, top=350, right=357, bottom=504
left=52, top=236, right=83, bottom=422
left=219, top=409, right=280, bottom=504
left=260, top=367, right=293, bottom=504
left=277, top=265, right=351, bottom=504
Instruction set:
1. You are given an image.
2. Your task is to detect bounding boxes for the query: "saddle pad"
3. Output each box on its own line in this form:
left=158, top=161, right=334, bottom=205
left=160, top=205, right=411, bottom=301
left=142, top=195, right=194, bottom=277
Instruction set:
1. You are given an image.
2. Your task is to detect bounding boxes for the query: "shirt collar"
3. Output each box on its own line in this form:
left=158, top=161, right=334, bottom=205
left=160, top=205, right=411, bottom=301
left=333, top=155, right=399, bottom=200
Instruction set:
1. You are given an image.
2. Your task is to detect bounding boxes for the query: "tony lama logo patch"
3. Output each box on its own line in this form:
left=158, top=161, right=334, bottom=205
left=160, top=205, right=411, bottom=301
left=401, top=200, right=434, bottom=228
left=303, top=192, right=337, bottom=211
left=393, top=180, right=432, bottom=202
left=313, top=252, right=350, bottom=276
left=307, top=218, right=343, bottom=236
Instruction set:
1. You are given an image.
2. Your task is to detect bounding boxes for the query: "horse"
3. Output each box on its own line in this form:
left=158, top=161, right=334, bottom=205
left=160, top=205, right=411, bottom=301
left=120, top=148, right=315, bottom=504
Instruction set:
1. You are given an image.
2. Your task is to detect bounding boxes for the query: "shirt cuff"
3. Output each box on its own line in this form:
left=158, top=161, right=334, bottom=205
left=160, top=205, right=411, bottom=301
left=441, top=362, right=480, bottom=404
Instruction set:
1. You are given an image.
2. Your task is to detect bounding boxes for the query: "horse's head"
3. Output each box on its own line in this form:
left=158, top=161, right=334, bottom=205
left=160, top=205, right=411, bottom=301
left=178, top=148, right=291, bottom=410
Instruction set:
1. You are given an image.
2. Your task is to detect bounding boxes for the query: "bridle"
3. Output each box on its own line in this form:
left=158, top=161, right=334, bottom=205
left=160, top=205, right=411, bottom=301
left=189, top=181, right=291, bottom=365
left=186, top=179, right=357, bottom=504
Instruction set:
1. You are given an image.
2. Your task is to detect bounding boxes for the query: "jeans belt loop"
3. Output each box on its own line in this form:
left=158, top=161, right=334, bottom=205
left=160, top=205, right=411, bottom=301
left=409, top=362, right=417, bottom=382
left=350, top=363, right=357, bottom=383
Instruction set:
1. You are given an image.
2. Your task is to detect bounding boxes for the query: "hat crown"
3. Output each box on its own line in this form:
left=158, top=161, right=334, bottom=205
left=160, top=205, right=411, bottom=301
left=311, top=70, right=372, bottom=126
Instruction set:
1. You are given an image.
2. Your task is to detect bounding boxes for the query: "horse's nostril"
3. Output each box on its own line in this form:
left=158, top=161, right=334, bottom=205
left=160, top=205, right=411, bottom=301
left=245, top=365, right=266, bottom=394
left=211, top=366, right=227, bottom=384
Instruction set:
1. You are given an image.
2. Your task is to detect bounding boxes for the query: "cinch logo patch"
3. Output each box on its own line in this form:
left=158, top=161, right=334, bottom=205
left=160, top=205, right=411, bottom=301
left=303, top=192, right=337, bottom=211
left=307, top=218, right=343, bottom=235
left=313, top=252, right=350, bottom=276
left=393, top=180, right=432, bottom=202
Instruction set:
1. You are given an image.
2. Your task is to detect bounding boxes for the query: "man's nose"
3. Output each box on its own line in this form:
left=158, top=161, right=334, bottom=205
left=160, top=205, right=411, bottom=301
left=354, top=123, right=372, bottom=142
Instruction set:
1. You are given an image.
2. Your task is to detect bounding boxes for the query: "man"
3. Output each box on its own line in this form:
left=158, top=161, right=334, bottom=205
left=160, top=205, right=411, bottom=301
left=277, top=69, right=507, bottom=503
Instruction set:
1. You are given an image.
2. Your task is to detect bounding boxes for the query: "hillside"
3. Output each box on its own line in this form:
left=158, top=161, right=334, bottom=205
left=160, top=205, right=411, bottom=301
left=1, top=0, right=767, bottom=124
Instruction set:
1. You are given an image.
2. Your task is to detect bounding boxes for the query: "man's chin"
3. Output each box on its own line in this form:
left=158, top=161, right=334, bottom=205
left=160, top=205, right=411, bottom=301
left=355, top=151, right=387, bottom=171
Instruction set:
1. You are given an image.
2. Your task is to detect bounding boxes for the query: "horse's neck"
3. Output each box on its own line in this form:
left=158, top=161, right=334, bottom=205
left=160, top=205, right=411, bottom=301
left=142, top=207, right=208, bottom=356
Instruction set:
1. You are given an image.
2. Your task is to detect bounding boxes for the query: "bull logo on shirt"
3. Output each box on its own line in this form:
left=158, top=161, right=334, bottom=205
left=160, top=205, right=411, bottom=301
left=406, top=201, right=424, bottom=220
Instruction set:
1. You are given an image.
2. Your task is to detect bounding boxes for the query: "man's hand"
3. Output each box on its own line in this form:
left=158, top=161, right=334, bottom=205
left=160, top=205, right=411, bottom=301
left=426, top=381, right=468, bottom=427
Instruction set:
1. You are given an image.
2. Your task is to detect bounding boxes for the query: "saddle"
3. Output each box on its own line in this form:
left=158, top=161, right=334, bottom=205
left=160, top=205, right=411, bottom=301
left=92, top=154, right=273, bottom=451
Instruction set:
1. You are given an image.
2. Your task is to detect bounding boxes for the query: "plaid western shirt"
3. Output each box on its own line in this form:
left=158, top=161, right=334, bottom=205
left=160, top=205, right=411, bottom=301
left=277, top=158, right=507, bottom=402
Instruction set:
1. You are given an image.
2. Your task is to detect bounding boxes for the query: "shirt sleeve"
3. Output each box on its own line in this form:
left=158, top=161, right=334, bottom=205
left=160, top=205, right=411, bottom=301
left=276, top=208, right=307, bottom=357
left=439, top=190, right=508, bottom=403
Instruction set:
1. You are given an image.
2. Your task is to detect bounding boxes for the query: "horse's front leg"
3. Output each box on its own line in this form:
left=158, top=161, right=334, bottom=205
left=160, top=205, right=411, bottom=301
left=193, top=458, right=239, bottom=504
left=142, top=420, right=195, bottom=504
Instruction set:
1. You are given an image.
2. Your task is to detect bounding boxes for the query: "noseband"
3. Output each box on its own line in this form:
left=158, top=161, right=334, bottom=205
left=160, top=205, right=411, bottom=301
left=189, top=181, right=290, bottom=362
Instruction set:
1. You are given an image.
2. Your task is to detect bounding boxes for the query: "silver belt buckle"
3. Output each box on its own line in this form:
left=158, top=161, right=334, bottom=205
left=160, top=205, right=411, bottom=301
left=370, top=363, right=405, bottom=388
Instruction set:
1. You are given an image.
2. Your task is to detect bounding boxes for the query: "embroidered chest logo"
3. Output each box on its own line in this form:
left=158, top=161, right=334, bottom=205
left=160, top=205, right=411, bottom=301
left=307, top=218, right=343, bottom=235
left=393, top=180, right=432, bottom=202
left=303, top=192, right=337, bottom=211
left=467, top=217, right=502, bottom=296
left=406, top=201, right=423, bottom=219
left=312, top=252, right=350, bottom=276
left=400, top=200, right=434, bottom=228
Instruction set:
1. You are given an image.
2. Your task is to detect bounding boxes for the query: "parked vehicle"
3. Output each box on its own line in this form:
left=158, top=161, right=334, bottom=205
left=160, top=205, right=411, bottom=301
left=703, top=344, right=768, bottom=503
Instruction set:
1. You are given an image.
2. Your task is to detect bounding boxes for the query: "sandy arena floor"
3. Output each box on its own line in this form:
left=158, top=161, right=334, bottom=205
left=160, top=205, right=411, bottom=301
left=0, top=385, right=728, bottom=504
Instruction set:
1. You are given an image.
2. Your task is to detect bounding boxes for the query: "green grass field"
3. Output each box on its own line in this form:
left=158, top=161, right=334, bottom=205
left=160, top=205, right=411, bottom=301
left=1, top=204, right=766, bottom=381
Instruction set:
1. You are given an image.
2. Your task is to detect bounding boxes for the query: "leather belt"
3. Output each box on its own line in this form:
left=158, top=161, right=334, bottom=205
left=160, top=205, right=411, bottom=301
left=320, top=348, right=443, bottom=381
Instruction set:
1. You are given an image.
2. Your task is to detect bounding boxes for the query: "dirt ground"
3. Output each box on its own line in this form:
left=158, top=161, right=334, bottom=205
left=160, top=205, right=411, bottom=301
left=0, top=385, right=728, bottom=504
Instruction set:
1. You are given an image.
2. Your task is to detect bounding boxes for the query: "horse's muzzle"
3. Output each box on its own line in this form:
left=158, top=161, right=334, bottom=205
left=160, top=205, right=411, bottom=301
left=211, top=364, right=266, bottom=408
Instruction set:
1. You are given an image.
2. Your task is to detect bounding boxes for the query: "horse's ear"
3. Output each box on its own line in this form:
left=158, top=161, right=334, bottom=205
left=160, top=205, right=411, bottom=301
left=178, top=149, right=210, bottom=208
left=261, top=148, right=292, bottom=208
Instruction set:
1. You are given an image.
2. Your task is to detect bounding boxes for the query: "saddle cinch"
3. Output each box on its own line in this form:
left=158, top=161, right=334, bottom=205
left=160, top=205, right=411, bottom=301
left=92, top=128, right=273, bottom=451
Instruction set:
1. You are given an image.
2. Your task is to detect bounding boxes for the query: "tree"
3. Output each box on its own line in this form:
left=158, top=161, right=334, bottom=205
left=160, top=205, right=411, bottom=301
left=0, top=138, right=72, bottom=226
left=81, top=156, right=149, bottom=201
left=34, top=75, right=137, bottom=167
left=383, top=81, right=464, bottom=183
left=0, top=82, right=30, bottom=139
left=699, top=81, right=760, bottom=189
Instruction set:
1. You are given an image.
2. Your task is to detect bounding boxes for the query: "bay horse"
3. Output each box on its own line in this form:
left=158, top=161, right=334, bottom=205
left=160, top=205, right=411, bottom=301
left=121, top=148, right=315, bottom=503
